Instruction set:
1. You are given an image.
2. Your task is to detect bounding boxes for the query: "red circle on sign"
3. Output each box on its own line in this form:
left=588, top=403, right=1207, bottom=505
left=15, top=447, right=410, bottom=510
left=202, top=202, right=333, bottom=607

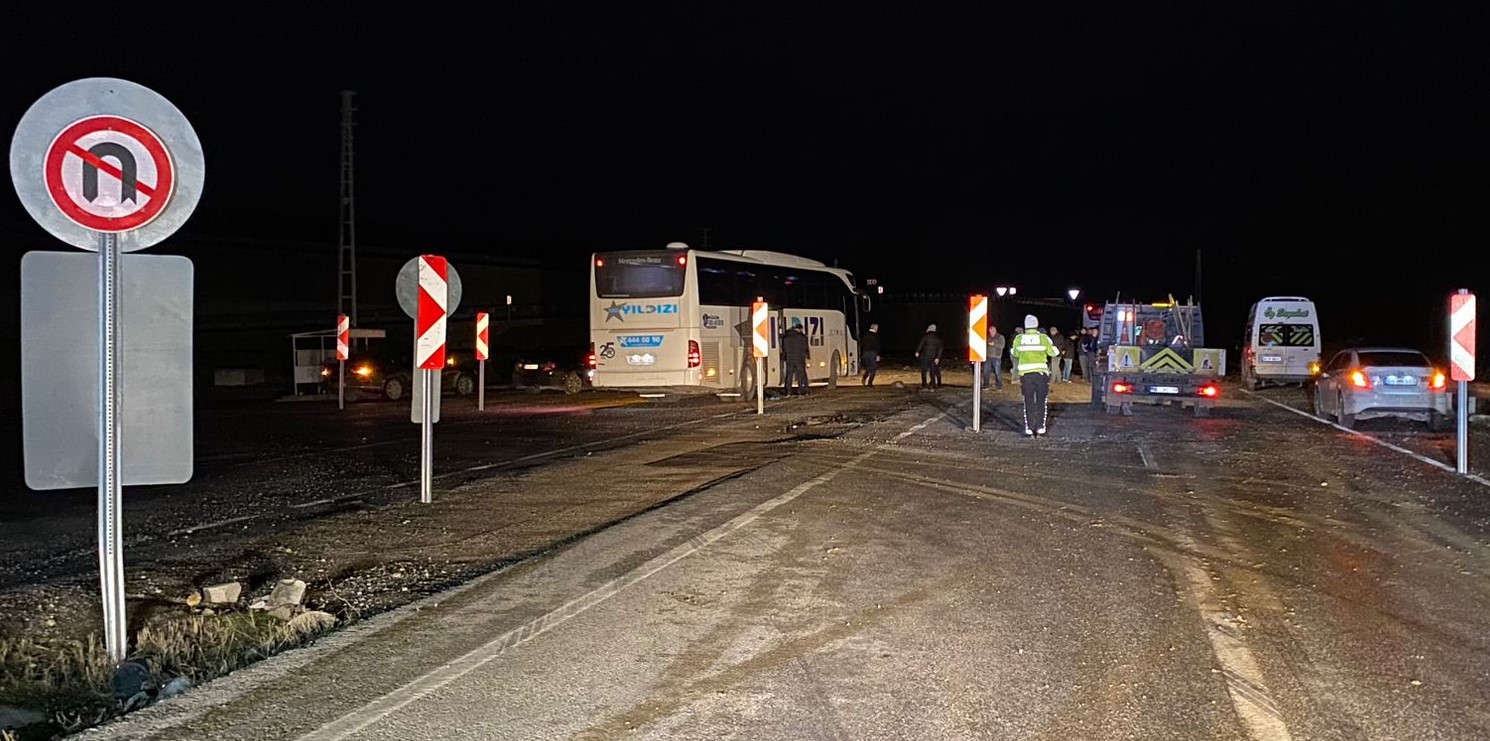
left=43, top=115, right=176, bottom=232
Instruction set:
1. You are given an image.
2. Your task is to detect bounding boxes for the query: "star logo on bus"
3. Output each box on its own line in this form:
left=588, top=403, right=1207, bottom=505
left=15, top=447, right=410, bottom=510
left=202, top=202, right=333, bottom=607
left=604, top=301, right=626, bottom=322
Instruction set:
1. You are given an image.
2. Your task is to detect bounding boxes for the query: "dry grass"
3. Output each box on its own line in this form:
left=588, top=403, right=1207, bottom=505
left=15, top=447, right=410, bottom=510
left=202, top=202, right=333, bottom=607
left=0, top=610, right=336, bottom=736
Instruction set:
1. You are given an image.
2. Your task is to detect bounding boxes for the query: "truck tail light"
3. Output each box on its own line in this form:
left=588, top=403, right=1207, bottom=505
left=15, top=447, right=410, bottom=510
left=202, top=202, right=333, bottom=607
left=687, top=340, right=702, bottom=368
left=1112, top=381, right=1135, bottom=395
left=1198, top=383, right=1220, bottom=398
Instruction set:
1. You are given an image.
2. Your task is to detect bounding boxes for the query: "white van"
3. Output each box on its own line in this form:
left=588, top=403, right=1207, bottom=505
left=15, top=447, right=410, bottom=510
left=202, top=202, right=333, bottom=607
left=1241, top=296, right=1321, bottom=389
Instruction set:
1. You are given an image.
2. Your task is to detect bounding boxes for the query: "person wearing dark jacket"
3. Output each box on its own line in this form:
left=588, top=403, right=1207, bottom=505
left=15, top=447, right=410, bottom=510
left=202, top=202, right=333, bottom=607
left=859, top=323, right=881, bottom=386
left=914, top=324, right=943, bottom=389
left=781, top=317, right=811, bottom=395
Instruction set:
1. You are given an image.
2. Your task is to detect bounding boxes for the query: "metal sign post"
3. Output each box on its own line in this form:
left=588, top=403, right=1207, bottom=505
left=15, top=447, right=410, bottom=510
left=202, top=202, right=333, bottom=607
left=476, top=311, right=489, bottom=411
left=11, top=78, right=205, bottom=664
left=1450, top=290, right=1476, bottom=475
left=969, top=295, right=988, bottom=432
left=395, top=256, right=461, bottom=503
left=752, top=301, right=769, bottom=415
left=336, top=314, right=349, bottom=410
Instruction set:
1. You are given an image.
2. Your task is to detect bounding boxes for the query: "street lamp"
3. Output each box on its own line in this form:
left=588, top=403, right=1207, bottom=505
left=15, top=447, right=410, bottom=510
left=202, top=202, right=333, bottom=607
left=1067, top=288, right=1081, bottom=302
left=995, top=285, right=1016, bottom=297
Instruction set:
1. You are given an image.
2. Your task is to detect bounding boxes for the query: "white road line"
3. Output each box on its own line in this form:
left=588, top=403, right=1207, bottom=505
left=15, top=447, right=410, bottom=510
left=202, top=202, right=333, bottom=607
left=303, top=447, right=879, bottom=741
left=895, top=413, right=947, bottom=440
left=1138, top=445, right=1155, bottom=470
left=1164, top=550, right=1293, bottom=741
left=1244, top=391, right=1490, bottom=487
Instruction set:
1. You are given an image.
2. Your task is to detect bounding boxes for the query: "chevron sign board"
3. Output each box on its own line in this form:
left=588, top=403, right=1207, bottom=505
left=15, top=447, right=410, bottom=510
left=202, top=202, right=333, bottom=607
left=968, top=295, right=987, bottom=362
left=415, top=255, right=449, bottom=370
left=475, top=311, right=489, bottom=361
left=1451, top=292, right=1475, bottom=382
left=752, top=301, right=770, bottom=359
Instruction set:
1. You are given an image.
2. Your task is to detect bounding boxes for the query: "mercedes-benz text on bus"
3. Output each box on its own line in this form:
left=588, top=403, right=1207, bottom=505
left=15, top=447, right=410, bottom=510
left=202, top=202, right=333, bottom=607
left=589, top=243, right=867, bottom=400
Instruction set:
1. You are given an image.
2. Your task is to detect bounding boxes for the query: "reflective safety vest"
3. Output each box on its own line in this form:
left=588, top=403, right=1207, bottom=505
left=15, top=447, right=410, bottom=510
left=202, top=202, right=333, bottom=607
left=1010, top=329, right=1058, bottom=375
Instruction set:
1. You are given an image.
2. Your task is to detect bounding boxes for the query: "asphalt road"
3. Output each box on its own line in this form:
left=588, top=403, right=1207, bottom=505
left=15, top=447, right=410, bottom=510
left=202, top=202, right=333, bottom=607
left=69, top=374, right=1490, bottom=740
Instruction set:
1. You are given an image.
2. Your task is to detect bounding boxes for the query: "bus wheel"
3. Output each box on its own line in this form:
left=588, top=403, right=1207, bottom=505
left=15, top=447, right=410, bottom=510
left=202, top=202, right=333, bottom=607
left=740, top=362, right=757, bottom=402
left=828, top=352, right=841, bottom=388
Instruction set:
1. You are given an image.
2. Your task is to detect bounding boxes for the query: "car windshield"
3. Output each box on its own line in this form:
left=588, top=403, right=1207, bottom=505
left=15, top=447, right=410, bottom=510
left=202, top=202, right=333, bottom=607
left=1358, top=351, right=1428, bottom=368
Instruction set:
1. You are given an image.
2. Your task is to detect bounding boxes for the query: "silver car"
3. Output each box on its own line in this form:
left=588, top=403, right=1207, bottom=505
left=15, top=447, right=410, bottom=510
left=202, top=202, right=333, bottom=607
left=1312, top=347, right=1450, bottom=430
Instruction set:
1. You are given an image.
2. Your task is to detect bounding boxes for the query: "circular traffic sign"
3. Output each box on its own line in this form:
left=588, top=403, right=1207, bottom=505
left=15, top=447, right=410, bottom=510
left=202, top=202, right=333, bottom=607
left=10, top=78, right=204, bottom=251
left=44, top=115, right=174, bottom=232
left=396, top=257, right=463, bottom=319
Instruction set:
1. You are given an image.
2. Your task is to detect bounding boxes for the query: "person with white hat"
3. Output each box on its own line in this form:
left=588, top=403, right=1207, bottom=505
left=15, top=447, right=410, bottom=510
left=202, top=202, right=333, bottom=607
left=914, top=323, right=943, bottom=390
left=1010, top=314, right=1059, bottom=436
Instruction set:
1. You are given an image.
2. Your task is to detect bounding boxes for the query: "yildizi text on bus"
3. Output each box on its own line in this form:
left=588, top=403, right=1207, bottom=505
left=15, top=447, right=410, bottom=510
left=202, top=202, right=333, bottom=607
left=589, top=243, right=869, bottom=400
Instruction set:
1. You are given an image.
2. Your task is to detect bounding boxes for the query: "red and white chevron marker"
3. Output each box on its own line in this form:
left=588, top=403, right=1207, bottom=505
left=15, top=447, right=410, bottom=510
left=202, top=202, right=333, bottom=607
left=415, top=255, right=449, bottom=370
left=1450, top=292, right=1476, bottom=382
left=475, top=312, right=489, bottom=361
left=335, top=314, right=349, bottom=361
left=751, top=301, right=770, bottom=359
left=968, top=295, right=987, bottom=362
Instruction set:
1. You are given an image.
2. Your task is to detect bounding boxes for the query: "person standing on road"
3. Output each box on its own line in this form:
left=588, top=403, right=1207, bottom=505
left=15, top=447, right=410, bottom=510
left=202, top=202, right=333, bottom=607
left=1012, top=314, right=1059, bottom=436
left=984, top=324, right=1006, bottom=390
left=782, top=317, right=811, bottom=396
left=1061, top=329, right=1078, bottom=382
left=860, top=323, right=881, bottom=387
left=1048, top=326, right=1072, bottom=381
left=914, top=323, right=943, bottom=390
left=1077, top=326, right=1098, bottom=382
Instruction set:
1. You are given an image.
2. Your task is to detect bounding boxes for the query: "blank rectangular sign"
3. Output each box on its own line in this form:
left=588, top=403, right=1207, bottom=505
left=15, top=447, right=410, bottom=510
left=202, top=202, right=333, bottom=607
left=21, top=251, right=194, bottom=490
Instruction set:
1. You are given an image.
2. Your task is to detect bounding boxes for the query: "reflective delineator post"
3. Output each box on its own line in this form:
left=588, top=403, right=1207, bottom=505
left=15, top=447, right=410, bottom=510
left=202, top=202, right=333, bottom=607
left=1450, top=290, right=1476, bottom=475
left=752, top=301, right=770, bottom=415
left=336, top=314, right=349, bottom=410
left=476, top=311, right=489, bottom=412
left=969, top=294, right=988, bottom=433
left=420, top=368, right=434, bottom=504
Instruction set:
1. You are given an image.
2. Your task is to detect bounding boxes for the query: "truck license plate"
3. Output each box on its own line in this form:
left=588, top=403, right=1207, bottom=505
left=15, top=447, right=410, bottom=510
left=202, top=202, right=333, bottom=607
left=1149, top=385, right=1180, bottom=394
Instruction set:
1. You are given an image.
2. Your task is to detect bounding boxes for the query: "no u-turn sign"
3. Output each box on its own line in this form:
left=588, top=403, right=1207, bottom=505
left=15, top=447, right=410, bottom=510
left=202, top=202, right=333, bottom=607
left=45, top=115, right=175, bottom=232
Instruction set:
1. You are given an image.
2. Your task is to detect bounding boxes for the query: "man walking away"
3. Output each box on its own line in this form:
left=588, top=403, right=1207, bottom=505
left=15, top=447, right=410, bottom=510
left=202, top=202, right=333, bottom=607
left=1060, top=329, right=1078, bottom=382
left=860, top=323, right=881, bottom=386
left=914, top=324, right=943, bottom=389
left=1048, top=326, right=1068, bottom=380
left=782, top=317, right=810, bottom=396
left=1012, top=314, right=1059, bottom=436
left=985, top=324, right=1006, bottom=390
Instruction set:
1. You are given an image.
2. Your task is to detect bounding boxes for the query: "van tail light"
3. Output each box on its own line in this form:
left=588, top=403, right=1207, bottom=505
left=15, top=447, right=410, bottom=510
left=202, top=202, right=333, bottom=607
left=1349, top=370, right=1371, bottom=389
left=1431, top=370, right=1447, bottom=390
left=1197, top=383, right=1220, bottom=398
left=687, top=340, right=702, bottom=368
left=1112, top=381, right=1135, bottom=395
left=587, top=343, right=597, bottom=369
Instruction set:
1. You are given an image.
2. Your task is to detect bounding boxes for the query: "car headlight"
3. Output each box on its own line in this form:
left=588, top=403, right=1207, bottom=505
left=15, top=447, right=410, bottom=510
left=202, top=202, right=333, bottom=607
left=355, top=365, right=373, bottom=377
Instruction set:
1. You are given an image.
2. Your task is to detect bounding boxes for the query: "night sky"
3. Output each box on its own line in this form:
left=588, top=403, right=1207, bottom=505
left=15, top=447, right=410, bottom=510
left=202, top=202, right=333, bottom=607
left=3, top=5, right=1489, bottom=357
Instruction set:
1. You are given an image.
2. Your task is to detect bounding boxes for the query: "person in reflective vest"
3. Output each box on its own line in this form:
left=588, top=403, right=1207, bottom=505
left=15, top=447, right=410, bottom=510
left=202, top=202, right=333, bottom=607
left=1010, top=314, right=1060, bottom=436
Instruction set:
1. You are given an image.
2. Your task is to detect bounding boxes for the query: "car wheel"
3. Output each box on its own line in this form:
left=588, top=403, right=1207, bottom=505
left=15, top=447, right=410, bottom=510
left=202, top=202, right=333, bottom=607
left=828, top=351, right=840, bottom=389
left=562, top=371, right=583, bottom=395
left=454, top=373, right=475, bottom=396
left=383, top=376, right=406, bottom=401
left=1336, top=393, right=1355, bottom=429
left=1311, top=385, right=1324, bottom=416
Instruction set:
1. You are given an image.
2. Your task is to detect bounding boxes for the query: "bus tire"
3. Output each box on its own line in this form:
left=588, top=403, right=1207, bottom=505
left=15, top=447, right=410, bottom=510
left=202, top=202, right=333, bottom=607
left=740, top=362, right=757, bottom=402
left=828, top=351, right=840, bottom=389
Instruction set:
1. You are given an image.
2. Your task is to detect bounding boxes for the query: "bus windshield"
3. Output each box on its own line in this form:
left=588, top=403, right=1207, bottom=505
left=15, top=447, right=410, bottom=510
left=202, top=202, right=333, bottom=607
left=595, top=251, right=686, bottom=299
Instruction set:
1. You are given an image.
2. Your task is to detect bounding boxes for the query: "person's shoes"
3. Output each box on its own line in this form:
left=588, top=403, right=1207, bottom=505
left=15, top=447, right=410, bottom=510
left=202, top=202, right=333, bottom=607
left=1036, top=427, right=1046, bottom=435
left=1024, top=428, right=1034, bottom=437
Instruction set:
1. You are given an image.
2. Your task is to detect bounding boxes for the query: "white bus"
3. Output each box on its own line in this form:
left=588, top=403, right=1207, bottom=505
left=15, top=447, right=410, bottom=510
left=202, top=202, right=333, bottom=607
left=1241, top=296, right=1321, bottom=389
left=589, top=243, right=867, bottom=399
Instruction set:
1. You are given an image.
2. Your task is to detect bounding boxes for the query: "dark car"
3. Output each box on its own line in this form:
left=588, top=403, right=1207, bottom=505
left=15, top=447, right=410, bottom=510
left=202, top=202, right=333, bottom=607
left=324, top=351, right=478, bottom=401
left=510, top=347, right=595, bottom=395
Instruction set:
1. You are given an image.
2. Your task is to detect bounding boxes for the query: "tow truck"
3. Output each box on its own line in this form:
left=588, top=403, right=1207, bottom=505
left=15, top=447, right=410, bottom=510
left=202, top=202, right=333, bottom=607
left=1089, top=297, right=1225, bottom=416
